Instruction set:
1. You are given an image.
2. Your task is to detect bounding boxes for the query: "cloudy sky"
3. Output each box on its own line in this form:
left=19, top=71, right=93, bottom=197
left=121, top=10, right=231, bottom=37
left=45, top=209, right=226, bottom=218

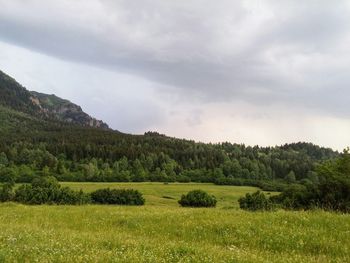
left=0, top=0, right=349, bottom=150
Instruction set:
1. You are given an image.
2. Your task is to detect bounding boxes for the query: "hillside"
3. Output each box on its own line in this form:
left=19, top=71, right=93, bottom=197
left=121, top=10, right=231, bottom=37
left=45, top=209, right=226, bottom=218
left=0, top=70, right=339, bottom=186
left=0, top=70, right=109, bottom=129
left=0, top=70, right=39, bottom=115
left=30, top=91, right=109, bottom=129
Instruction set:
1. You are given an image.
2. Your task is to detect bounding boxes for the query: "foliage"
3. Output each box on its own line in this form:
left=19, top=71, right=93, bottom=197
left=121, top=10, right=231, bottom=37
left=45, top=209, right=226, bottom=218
left=178, top=190, right=217, bottom=207
left=271, top=150, right=350, bottom=212
left=0, top=182, right=14, bottom=202
left=13, top=176, right=90, bottom=205
left=238, top=191, right=274, bottom=211
left=91, top=188, right=145, bottom=206
left=270, top=184, right=311, bottom=210
left=285, top=171, right=296, bottom=183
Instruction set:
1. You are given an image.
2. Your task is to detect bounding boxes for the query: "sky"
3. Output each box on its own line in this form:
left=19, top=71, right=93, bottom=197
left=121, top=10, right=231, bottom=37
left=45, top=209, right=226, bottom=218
left=0, top=0, right=349, bottom=151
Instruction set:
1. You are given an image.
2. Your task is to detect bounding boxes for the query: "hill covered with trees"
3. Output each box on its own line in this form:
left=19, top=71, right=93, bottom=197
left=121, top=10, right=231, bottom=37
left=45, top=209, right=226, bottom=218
left=0, top=70, right=339, bottom=188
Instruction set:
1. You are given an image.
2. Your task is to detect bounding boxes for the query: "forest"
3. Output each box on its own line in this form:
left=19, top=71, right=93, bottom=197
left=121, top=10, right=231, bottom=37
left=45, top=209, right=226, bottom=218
left=0, top=68, right=344, bottom=198
left=0, top=104, right=338, bottom=189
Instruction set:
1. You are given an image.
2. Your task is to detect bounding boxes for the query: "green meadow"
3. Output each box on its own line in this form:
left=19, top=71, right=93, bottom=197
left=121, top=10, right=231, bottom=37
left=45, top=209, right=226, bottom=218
left=62, top=182, right=261, bottom=208
left=0, top=183, right=349, bottom=262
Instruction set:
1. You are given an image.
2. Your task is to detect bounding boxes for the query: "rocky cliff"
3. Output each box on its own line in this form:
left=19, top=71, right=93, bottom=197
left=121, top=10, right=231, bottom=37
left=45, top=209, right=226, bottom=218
left=0, top=70, right=110, bottom=129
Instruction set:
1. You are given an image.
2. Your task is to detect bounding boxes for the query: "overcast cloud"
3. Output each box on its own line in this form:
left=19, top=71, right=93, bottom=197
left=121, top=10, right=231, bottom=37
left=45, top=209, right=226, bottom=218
left=0, top=0, right=350, bottom=150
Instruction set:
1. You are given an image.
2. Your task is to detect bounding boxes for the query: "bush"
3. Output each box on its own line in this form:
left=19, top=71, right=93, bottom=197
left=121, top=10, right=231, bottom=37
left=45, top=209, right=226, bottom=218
left=176, top=175, right=191, bottom=183
left=91, top=188, right=145, bottom=205
left=0, top=182, right=14, bottom=202
left=14, top=176, right=90, bottom=205
left=178, top=190, right=217, bottom=207
left=270, top=184, right=310, bottom=210
left=238, top=191, right=274, bottom=211
left=0, top=167, right=17, bottom=183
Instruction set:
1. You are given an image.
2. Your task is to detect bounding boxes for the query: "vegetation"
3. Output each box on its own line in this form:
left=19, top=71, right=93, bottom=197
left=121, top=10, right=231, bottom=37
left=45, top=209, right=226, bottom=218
left=0, top=177, right=145, bottom=206
left=0, top=71, right=39, bottom=115
left=0, top=176, right=90, bottom=205
left=238, top=191, right=274, bottom=211
left=91, top=188, right=145, bottom=205
left=0, top=182, right=14, bottom=202
left=239, top=150, right=350, bottom=213
left=62, top=182, right=259, bottom=208
left=0, top=183, right=349, bottom=262
left=178, top=190, right=217, bottom=207
left=0, top=105, right=338, bottom=188
left=15, top=178, right=90, bottom=205
left=272, top=150, right=350, bottom=212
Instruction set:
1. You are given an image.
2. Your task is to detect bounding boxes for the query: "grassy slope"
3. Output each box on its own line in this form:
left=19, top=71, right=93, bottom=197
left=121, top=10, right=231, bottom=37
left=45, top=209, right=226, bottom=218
left=0, top=183, right=349, bottom=262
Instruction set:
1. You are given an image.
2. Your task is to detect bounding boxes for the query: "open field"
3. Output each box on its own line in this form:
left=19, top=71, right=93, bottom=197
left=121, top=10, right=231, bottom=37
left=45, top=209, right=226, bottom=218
left=0, top=183, right=349, bottom=262
left=61, top=182, right=263, bottom=208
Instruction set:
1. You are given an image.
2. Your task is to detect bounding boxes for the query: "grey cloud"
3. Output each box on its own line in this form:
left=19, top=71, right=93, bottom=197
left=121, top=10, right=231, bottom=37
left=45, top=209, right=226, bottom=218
left=185, top=109, right=203, bottom=127
left=0, top=0, right=350, bottom=117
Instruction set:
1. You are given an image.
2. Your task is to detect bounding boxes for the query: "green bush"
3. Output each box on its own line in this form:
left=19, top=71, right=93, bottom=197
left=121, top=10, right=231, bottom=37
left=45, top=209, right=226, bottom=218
left=270, top=184, right=310, bottom=210
left=178, top=190, right=217, bottom=207
left=239, top=191, right=274, bottom=211
left=0, top=182, right=14, bottom=202
left=91, top=188, right=145, bottom=205
left=14, top=176, right=90, bottom=205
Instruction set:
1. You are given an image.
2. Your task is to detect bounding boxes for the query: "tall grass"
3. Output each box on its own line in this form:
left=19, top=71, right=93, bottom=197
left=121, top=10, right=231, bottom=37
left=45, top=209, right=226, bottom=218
left=0, top=183, right=349, bottom=262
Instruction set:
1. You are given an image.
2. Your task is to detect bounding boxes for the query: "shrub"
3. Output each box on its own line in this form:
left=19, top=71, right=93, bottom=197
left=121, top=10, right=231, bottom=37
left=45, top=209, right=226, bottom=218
left=91, top=188, right=145, bottom=205
left=0, top=182, right=14, bottom=202
left=0, top=167, right=17, bottom=183
left=55, top=188, right=91, bottom=205
left=270, top=184, right=310, bottom=210
left=238, top=191, right=274, bottom=211
left=178, top=190, right=217, bottom=207
left=14, top=176, right=90, bottom=205
left=176, top=175, right=191, bottom=183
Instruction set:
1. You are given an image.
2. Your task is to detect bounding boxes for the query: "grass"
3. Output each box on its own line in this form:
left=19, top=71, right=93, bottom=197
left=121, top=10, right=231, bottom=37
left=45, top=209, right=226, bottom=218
left=61, top=182, right=263, bottom=208
left=0, top=183, right=349, bottom=262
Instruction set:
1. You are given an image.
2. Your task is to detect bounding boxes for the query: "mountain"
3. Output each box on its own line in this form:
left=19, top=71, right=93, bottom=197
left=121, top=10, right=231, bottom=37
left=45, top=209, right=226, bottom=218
left=0, top=70, right=39, bottom=115
left=0, top=70, right=109, bottom=129
left=30, top=91, right=109, bottom=129
left=0, top=69, right=339, bottom=187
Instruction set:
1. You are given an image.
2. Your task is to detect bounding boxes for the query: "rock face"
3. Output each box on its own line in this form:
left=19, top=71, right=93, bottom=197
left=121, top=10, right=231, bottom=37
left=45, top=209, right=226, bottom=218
left=30, top=92, right=110, bottom=129
left=0, top=69, right=110, bottom=130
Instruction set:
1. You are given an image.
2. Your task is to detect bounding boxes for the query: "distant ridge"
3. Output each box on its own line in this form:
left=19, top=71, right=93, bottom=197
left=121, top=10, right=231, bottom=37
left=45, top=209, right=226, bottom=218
left=0, top=70, right=109, bottom=129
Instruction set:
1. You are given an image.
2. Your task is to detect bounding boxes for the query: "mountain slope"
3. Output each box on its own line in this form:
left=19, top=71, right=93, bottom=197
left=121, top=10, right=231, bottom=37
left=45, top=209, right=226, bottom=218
left=0, top=70, right=39, bottom=115
left=0, top=70, right=109, bottom=129
left=0, top=69, right=339, bottom=185
left=30, top=91, right=109, bottom=129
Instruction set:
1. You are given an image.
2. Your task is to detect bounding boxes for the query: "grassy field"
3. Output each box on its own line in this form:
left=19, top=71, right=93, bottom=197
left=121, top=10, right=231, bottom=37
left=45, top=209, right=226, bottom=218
left=0, top=183, right=349, bottom=262
left=61, top=182, right=262, bottom=208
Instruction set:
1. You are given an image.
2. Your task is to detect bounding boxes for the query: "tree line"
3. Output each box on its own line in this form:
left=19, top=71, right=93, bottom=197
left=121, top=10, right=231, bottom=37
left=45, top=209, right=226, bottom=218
left=239, top=149, right=350, bottom=213
left=0, top=140, right=337, bottom=189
